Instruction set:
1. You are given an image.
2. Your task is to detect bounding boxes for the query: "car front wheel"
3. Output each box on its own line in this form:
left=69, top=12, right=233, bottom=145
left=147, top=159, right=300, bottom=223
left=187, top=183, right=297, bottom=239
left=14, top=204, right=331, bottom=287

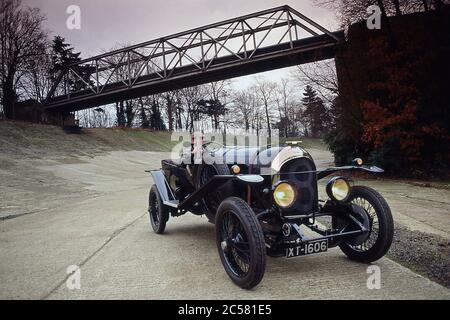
left=334, top=186, right=394, bottom=263
left=215, top=197, right=266, bottom=289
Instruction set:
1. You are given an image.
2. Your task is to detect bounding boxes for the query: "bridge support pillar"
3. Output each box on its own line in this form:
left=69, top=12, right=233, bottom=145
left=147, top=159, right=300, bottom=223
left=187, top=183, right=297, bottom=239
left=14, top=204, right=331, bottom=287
left=334, top=7, right=450, bottom=142
left=14, top=99, right=77, bottom=127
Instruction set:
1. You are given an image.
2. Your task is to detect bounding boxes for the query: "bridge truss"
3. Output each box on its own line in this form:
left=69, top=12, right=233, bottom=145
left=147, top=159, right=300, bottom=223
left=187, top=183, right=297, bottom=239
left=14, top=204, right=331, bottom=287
left=44, top=5, right=343, bottom=112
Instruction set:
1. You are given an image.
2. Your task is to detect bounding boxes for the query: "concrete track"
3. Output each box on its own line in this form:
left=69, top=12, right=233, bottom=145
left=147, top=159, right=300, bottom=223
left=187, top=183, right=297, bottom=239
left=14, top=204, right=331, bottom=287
left=0, top=150, right=449, bottom=299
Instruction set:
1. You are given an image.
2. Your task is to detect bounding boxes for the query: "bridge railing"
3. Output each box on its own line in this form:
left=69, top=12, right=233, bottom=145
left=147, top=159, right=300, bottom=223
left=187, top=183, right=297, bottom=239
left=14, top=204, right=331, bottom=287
left=44, top=5, right=340, bottom=107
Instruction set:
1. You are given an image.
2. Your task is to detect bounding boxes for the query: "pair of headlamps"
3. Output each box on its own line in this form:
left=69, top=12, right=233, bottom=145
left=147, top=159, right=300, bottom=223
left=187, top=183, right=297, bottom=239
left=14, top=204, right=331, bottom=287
left=272, top=176, right=352, bottom=208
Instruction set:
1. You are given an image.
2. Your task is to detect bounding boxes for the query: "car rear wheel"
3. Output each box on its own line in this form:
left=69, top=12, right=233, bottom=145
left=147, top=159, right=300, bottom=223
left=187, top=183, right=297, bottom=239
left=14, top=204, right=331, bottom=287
left=335, top=186, right=394, bottom=263
left=148, top=184, right=169, bottom=234
left=215, top=197, right=266, bottom=289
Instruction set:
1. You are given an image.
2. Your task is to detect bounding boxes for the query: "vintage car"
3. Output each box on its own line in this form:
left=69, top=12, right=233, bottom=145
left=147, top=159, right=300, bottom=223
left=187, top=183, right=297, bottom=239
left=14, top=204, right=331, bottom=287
left=147, top=140, right=394, bottom=289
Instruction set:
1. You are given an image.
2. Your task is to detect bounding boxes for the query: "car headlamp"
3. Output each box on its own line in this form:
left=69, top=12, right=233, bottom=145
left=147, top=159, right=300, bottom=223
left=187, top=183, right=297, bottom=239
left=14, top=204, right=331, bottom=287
left=273, top=181, right=297, bottom=208
left=326, top=177, right=351, bottom=202
left=353, top=158, right=363, bottom=166
left=231, top=165, right=241, bottom=174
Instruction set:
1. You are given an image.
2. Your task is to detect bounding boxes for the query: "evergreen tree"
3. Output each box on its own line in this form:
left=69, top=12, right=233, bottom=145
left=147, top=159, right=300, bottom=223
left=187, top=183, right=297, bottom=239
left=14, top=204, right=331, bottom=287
left=50, top=36, right=79, bottom=74
left=197, top=99, right=227, bottom=130
left=50, top=36, right=93, bottom=92
left=301, top=85, right=329, bottom=138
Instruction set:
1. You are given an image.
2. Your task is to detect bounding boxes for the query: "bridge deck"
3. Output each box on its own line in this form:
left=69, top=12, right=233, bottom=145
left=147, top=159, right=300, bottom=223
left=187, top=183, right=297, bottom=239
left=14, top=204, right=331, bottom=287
left=43, top=5, right=344, bottom=113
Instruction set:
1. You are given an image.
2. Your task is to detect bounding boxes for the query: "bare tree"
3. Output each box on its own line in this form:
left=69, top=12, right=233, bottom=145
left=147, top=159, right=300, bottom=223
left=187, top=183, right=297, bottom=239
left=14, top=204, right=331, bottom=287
left=16, top=42, right=52, bottom=103
left=273, top=77, right=298, bottom=137
left=179, top=85, right=206, bottom=132
left=77, top=108, right=113, bottom=128
left=232, top=89, right=256, bottom=132
left=102, top=45, right=146, bottom=127
left=314, top=0, right=444, bottom=26
left=164, top=90, right=177, bottom=131
left=290, top=59, right=338, bottom=104
left=0, top=0, right=47, bottom=118
left=205, top=80, right=231, bottom=131
left=254, top=78, right=277, bottom=138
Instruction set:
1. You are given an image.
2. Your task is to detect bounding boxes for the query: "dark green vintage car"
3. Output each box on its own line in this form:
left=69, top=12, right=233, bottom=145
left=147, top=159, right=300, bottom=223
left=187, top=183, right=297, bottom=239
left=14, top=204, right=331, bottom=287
left=147, top=141, right=394, bottom=289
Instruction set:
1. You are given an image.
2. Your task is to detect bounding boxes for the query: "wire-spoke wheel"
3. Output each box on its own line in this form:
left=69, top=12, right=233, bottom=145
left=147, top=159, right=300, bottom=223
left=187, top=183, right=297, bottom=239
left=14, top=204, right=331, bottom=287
left=337, top=186, right=394, bottom=263
left=148, top=184, right=169, bottom=234
left=215, top=197, right=266, bottom=289
left=349, top=196, right=379, bottom=252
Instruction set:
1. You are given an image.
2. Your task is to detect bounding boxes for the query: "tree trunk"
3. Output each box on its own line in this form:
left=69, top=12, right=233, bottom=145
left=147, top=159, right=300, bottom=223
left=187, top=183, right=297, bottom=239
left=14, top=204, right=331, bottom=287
left=116, top=101, right=125, bottom=126
left=177, top=105, right=182, bottom=130
left=391, top=0, right=402, bottom=16
left=189, top=112, right=194, bottom=133
left=264, top=101, right=271, bottom=138
left=125, top=100, right=134, bottom=127
left=2, top=79, right=16, bottom=119
left=244, top=116, right=249, bottom=132
left=377, top=0, right=388, bottom=17
left=139, top=99, right=149, bottom=128
left=166, top=95, right=173, bottom=131
left=214, top=113, right=219, bottom=131
left=283, top=102, right=289, bottom=137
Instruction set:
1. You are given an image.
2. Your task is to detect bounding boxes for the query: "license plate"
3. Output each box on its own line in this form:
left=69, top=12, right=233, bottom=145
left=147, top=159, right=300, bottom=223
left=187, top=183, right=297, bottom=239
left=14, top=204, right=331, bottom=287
left=286, top=239, right=328, bottom=258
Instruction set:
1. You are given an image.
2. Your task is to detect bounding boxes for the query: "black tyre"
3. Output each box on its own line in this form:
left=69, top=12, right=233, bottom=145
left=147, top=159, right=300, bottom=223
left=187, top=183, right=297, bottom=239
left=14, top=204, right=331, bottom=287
left=336, top=186, right=394, bottom=263
left=196, top=163, right=232, bottom=221
left=148, top=184, right=169, bottom=234
left=215, top=197, right=266, bottom=289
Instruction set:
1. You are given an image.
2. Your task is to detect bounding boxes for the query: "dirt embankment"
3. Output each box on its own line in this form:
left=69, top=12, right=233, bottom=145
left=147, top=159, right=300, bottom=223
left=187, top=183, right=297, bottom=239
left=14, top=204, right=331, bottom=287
left=0, top=121, right=175, bottom=219
left=0, top=120, right=175, bottom=159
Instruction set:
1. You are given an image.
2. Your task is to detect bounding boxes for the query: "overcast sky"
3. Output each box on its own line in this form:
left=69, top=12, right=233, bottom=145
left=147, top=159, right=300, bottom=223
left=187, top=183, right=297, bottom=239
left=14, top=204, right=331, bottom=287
left=24, top=0, right=338, bottom=88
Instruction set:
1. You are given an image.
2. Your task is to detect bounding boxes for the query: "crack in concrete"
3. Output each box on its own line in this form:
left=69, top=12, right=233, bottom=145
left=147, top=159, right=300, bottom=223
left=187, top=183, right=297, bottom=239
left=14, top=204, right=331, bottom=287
left=0, top=186, right=144, bottom=223
left=0, top=208, right=49, bottom=221
left=397, top=193, right=450, bottom=205
left=40, top=212, right=146, bottom=300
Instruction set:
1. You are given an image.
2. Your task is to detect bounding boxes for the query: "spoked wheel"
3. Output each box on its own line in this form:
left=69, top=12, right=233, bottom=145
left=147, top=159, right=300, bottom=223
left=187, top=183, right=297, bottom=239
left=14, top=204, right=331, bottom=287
left=196, top=164, right=231, bottom=221
left=215, top=197, right=266, bottom=289
left=334, top=186, right=394, bottom=263
left=148, top=184, right=169, bottom=234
